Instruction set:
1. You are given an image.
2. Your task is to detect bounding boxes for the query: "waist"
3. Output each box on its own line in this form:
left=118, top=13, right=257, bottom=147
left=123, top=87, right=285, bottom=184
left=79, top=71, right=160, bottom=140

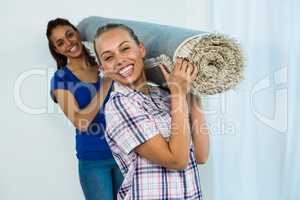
left=75, top=133, right=112, bottom=160
left=76, top=120, right=106, bottom=136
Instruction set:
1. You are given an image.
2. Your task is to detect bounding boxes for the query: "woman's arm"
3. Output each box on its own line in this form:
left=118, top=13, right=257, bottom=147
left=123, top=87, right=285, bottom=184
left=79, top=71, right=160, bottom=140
left=53, top=77, right=112, bottom=132
left=134, top=58, right=197, bottom=170
left=135, top=93, right=190, bottom=170
left=188, top=94, right=209, bottom=164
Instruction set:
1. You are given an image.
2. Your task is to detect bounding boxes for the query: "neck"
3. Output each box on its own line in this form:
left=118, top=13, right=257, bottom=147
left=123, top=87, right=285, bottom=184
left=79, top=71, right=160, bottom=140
left=68, top=53, right=90, bottom=70
left=130, top=72, right=149, bottom=94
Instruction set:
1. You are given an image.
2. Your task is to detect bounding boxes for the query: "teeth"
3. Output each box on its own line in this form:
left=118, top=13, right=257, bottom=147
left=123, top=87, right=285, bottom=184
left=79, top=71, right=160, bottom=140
left=119, top=65, right=133, bottom=77
left=70, top=45, right=77, bottom=53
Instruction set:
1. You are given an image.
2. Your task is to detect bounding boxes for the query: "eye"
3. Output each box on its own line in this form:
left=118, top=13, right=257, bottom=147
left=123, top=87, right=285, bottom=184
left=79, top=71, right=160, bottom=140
left=104, top=55, right=113, bottom=61
left=67, top=31, right=75, bottom=38
left=56, top=41, right=64, bottom=47
left=122, top=46, right=130, bottom=51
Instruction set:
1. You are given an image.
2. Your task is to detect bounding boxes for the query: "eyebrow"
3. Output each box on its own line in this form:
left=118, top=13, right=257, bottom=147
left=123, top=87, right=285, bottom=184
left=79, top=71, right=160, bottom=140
left=65, top=29, right=73, bottom=36
left=100, top=41, right=130, bottom=57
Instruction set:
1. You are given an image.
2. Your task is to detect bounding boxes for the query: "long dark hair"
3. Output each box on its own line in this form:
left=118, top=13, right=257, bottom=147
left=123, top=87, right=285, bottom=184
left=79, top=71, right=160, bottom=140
left=46, top=18, right=97, bottom=69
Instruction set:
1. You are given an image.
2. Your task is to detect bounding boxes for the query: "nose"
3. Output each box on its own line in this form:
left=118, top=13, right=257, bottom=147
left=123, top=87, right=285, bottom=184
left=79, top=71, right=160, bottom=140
left=116, top=53, right=126, bottom=66
left=65, top=38, right=72, bottom=46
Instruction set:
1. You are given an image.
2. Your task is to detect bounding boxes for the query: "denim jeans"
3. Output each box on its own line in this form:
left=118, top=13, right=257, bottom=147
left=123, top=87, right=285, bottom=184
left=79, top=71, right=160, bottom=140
left=79, top=158, right=123, bottom=200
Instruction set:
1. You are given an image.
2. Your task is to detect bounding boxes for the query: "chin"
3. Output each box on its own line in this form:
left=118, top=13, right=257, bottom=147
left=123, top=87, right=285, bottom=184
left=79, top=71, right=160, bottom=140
left=70, top=47, right=83, bottom=58
left=118, top=78, right=136, bottom=86
left=114, top=75, right=137, bottom=86
left=69, top=53, right=81, bottom=58
left=109, top=69, right=144, bottom=86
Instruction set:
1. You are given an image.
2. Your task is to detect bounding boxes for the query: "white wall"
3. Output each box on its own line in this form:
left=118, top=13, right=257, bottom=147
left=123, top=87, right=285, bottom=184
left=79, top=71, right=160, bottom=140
left=0, top=0, right=210, bottom=199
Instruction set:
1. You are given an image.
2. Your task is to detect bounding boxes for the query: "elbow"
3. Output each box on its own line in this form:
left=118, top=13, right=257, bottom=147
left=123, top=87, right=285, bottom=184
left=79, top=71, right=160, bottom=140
left=169, top=158, right=189, bottom=170
left=196, top=158, right=208, bottom=164
left=196, top=154, right=209, bottom=164
left=74, top=123, right=89, bottom=132
left=76, top=125, right=89, bottom=133
left=175, top=160, right=189, bottom=170
left=73, top=117, right=90, bottom=132
left=167, top=150, right=190, bottom=170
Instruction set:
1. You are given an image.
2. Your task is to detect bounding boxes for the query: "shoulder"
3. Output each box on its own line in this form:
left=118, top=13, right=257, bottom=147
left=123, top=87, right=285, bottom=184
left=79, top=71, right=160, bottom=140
left=105, top=82, right=142, bottom=110
left=156, top=87, right=170, bottom=98
left=51, top=67, right=69, bottom=83
left=150, top=86, right=171, bottom=105
left=105, top=92, right=141, bottom=114
left=50, top=68, right=72, bottom=102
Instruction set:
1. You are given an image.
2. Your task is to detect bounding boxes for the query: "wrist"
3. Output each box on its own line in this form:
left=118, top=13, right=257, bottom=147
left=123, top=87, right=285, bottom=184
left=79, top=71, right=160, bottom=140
left=169, top=87, right=187, bottom=97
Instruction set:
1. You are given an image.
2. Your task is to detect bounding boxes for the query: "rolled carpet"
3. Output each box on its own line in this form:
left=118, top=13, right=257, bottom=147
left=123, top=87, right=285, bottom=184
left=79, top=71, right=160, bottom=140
left=78, top=16, right=244, bottom=95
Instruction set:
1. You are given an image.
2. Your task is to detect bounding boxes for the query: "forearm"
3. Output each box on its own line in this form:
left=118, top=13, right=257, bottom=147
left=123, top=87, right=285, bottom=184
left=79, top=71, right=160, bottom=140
left=73, top=79, right=112, bottom=131
left=151, top=57, right=198, bottom=169
left=168, top=94, right=191, bottom=167
left=73, top=90, right=103, bottom=130
left=189, top=95, right=209, bottom=164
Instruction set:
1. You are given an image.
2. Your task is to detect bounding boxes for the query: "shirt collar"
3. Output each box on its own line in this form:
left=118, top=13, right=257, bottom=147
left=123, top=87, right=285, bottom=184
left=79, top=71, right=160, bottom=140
left=113, top=82, right=136, bottom=96
left=113, top=81, right=162, bottom=97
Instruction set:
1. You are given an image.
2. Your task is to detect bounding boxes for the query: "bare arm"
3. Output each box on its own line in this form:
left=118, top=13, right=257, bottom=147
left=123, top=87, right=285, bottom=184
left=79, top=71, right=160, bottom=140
left=134, top=58, right=197, bottom=170
left=188, top=94, right=209, bottom=164
left=53, top=77, right=113, bottom=132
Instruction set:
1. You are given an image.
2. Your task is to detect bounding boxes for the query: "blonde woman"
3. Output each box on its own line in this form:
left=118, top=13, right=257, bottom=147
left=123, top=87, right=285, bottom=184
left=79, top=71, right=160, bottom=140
left=94, top=23, right=209, bottom=200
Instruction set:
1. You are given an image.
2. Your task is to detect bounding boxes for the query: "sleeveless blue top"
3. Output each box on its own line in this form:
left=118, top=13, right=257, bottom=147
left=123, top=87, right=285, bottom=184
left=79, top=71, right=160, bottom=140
left=50, top=66, right=113, bottom=160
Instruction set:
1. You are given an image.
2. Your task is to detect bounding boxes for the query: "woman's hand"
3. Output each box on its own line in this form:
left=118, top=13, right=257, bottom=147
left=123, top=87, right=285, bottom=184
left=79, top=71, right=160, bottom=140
left=159, top=57, right=198, bottom=96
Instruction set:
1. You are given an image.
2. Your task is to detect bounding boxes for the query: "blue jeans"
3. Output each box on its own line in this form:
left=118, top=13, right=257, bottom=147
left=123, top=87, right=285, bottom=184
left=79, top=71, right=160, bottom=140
left=79, top=158, right=123, bottom=200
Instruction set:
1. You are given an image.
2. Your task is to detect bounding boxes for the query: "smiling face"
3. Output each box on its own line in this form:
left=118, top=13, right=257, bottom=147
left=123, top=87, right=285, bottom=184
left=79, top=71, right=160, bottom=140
left=95, top=28, right=146, bottom=88
left=50, top=25, right=83, bottom=59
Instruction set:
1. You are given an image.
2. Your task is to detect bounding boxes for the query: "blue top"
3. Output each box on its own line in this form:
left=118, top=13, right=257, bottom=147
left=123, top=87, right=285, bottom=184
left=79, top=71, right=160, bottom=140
left=50, top=66, right=113, bottom=160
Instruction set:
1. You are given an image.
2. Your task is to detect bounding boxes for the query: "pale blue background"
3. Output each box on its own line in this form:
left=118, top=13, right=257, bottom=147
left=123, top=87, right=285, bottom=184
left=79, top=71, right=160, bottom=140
left=205, top=0, right=299, bottom=200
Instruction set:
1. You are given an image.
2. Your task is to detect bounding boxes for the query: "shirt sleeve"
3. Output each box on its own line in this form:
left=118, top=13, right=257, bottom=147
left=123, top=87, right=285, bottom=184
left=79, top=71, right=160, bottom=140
left=105, top=95, right=159, bottom=154
left=50, top=70, right=69, bottom=103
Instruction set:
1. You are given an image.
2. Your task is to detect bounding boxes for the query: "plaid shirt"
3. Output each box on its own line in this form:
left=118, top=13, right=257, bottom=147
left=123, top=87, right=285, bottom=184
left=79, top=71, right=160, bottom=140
left=105, top=82, right=203, bottom=200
